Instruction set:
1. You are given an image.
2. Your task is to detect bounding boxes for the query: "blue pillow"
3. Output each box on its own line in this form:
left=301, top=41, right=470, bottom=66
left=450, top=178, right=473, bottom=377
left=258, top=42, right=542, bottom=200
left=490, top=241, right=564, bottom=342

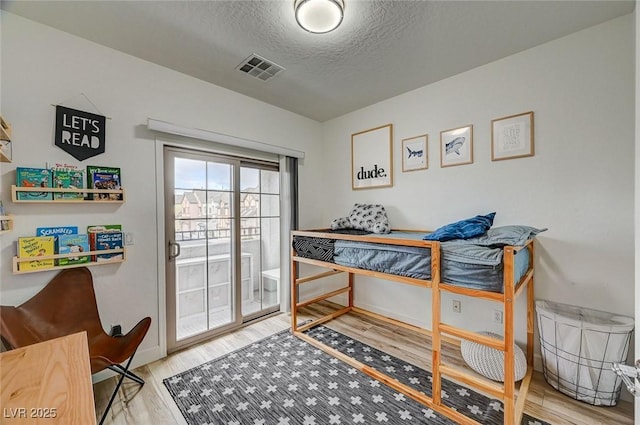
left=423, top=212, right=496, bottom=242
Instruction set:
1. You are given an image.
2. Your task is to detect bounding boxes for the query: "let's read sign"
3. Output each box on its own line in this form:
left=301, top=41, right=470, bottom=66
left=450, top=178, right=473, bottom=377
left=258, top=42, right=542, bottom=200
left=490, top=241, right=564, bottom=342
left=55, top=106, right=106, bottom=161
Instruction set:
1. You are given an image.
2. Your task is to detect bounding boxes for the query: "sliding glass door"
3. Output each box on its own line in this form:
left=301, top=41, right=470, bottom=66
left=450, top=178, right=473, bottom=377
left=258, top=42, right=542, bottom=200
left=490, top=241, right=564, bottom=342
left=165, top=147, right=280, bottom=351
left=240, top=166, right=281, bottom=319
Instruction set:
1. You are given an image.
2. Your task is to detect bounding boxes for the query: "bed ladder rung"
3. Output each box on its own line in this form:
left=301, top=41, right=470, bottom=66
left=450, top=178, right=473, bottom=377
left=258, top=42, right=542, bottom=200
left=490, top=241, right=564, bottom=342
left=295, top=286, right=350, bottom=309
left=439, top=364, right=505, bottom=399
left=438, top=324, right=505, bottom=351
left=295, top=269, right=344, bottom=285
left=294, top=306, right=351, bottom=332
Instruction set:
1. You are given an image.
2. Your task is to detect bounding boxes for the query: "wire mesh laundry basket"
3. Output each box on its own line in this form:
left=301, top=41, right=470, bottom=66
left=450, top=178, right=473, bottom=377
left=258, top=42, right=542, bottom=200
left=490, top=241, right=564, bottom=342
left=535, top=300, right=634, bottom=406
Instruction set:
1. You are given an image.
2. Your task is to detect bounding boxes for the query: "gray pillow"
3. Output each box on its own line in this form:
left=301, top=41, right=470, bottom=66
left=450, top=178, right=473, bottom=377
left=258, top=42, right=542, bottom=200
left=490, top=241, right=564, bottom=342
left=330, top=216, right=351, bottom=230
left=330, top=204, right=391, bottom=234
left=464, top=225, right=547, bottom=247
left=348, top=203, right=391, bottom=234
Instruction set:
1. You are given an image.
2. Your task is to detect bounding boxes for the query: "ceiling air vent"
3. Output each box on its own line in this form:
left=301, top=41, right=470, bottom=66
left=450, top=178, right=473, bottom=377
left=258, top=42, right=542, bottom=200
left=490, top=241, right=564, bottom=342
left=236, top=54, right=285, bottom=81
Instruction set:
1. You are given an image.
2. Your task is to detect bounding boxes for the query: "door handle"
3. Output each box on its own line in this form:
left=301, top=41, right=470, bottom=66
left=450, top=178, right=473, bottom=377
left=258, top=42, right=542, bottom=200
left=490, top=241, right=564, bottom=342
left=612, top=360, right=640, bottom=396
left=168, top=240, right=181, bottom=261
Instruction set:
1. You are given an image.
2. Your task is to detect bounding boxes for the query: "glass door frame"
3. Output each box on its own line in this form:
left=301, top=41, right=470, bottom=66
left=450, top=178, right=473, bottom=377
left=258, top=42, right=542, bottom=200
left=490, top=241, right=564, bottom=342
left=239, top=163, right=282, bottom=322
left=165, top=146, right=243, bottom=352
left=164, top=146, right=283, bottom=353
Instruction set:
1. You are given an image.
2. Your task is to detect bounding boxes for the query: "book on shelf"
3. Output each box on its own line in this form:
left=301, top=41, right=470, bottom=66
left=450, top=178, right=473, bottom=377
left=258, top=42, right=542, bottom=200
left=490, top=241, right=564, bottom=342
left=53, top=169, right=85, bottom=200
left=86, top=166, right=122, bottom=200
left=0, top=201, right=8, bottom=231
left=87, top=224, right=122, bottom=233
left=89, top=231, right=124, bottom=262
left=17, top=236, right=55, bottom=271
left=57, top=233, right=90, bottom=266
left=88, top=225, right=123, bottom=261
left=36, top=226, right=78, bottom=241
left=16, top=167, right=53, bottom=200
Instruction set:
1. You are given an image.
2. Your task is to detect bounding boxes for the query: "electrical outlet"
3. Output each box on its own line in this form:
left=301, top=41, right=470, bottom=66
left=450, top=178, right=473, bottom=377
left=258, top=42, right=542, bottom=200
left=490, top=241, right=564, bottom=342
left=110, top=324, right=123, bottom=337
left=492, top=310, right=503, bottom=324
left=452, top=300, right=462, bottom=313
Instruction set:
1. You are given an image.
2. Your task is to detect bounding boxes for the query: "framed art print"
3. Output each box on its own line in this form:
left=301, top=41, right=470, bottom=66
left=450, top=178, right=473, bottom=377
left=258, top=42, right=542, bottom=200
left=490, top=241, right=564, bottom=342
left=491, top=111, right=534, bottom=161
left=440, top=125, right=473, bottom=168
left=401, top=134, right=428, bottom=172
left=352, top=124, right=393, bottom=190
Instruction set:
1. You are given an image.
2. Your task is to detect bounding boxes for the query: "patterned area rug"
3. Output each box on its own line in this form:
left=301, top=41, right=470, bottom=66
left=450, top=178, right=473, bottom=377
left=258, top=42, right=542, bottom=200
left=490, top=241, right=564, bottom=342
left=163, top=326, right=549, bottom=425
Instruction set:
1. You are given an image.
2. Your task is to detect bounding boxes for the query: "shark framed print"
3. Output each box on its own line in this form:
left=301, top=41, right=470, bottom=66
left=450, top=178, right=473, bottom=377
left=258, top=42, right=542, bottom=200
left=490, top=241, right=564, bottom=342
left=491, top=111, right=534, bottom=161
left=401, top=134, right=428, bottom=172
left=440, top=124, right=473, bottom=168
left=352, top=124, right=393, bottom=190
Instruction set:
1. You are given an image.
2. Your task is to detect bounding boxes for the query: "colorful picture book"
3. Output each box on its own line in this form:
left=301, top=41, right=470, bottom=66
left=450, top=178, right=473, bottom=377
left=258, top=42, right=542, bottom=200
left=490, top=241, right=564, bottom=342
left=18, top=236, right=55, bottom=271
left=88, top=225, right=124, bottom=261
left=36, top=226, right=78, bottom=240
left=87, top=224, right=122, bottom=233
left=16, top=167, right=53, bottom=200
left=57, top=233, right=90, bottom=266
left=0, top=201, right=8, bottom=231
left=53, top=169, right=85, bottom=200
left=86, top=166, right=122, bottom=200
left=90, top=232, right=124, bottom=262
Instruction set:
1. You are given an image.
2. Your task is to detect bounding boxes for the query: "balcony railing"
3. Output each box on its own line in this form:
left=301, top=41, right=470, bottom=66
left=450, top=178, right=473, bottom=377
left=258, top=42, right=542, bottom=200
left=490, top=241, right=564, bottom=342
left=175, top=227, right=260, bottom=241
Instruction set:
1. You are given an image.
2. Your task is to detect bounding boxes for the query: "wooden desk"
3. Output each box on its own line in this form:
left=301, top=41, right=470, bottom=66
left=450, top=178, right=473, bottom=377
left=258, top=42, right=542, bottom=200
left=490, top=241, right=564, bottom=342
left=0, top=332, right=97, bottom=424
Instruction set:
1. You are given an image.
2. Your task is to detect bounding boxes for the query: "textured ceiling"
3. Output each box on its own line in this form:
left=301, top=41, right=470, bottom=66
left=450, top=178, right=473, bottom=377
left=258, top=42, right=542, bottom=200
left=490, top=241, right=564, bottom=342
left=2, top=1, right=635, bottom=122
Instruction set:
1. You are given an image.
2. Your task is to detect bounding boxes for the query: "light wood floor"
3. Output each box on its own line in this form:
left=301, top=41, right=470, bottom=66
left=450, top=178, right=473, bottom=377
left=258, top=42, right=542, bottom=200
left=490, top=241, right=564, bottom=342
left=94, top=306, right=634, bottom=425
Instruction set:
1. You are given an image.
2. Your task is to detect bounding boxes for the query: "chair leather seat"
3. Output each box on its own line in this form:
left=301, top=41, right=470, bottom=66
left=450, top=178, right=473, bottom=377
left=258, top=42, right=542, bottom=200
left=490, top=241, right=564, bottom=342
left=0, top=267, right=150, bottom=424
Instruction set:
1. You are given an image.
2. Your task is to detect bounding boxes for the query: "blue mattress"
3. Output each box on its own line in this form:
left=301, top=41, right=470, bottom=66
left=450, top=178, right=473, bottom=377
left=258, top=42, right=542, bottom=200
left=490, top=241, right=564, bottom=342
left=331, top=232, right=530, bottom=293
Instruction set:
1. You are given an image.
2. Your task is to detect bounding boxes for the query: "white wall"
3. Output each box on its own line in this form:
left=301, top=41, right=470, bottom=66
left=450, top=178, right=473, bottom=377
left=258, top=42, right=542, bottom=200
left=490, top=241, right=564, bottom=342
left=315, top=14, right=635, bottom=368
left=0, top=12, right=324, bottom=365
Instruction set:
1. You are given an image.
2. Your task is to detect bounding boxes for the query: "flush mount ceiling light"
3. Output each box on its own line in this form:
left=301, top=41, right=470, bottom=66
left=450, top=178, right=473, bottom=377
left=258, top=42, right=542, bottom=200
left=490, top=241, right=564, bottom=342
left=294, top=0, right=345, bottom=34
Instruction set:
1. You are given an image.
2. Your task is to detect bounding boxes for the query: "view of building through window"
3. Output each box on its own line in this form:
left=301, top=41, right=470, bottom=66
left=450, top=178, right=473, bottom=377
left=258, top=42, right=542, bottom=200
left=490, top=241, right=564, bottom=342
left=172, top=157, right=280, bottom=341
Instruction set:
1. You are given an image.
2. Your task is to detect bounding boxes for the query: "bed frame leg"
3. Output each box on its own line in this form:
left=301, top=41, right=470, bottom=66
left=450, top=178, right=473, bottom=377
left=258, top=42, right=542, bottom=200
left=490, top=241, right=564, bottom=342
left=431, top=243, right=442, bottom=405
left=504, top=296, right=515, bottom=425
left=348, top=272, right=354, bottom=308
left=291, top=247, right=298, bottom=332
left=527, top=243, right=535, bottom=366
left=503, top=246, right=516, bottom=425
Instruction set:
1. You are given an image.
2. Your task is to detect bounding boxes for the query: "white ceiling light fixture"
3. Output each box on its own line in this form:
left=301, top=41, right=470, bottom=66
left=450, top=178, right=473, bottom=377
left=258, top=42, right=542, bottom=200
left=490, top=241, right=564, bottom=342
left=294, top=0, right=344, bottom=34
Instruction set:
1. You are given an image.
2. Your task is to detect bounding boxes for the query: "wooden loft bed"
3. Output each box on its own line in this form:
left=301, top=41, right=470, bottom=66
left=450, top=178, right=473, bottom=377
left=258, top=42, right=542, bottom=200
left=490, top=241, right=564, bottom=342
left=290, top=229, right=536, bottom=425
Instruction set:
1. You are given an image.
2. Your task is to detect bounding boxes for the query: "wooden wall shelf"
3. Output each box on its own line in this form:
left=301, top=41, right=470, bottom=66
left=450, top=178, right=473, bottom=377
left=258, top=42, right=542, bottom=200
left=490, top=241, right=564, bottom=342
left=0, top=115, right=11, bottom=140
left=0, top=214, right=14, bottom=234
left=13, top=248, right=126, bottom=274
left=0, top=148, right=11, bottom=163
left=11, top=185, right=125, bottom=203
left=0, top=115, right=12, bottom=163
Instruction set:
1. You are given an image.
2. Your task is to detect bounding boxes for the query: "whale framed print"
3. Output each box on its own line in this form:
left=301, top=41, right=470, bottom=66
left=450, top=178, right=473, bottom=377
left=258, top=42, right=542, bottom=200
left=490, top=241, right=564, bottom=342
left=491, top=111, right=534, bottom=161
left=401, top=134, right=428, bottom=172
left=352, top=124, right=393, bottom=190
left=440, top=124, right=473, bottom=168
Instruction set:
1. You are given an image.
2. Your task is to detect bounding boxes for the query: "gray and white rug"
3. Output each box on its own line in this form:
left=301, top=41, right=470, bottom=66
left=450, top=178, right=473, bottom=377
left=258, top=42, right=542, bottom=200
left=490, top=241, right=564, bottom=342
left=163, top=326, right=549, bottom=425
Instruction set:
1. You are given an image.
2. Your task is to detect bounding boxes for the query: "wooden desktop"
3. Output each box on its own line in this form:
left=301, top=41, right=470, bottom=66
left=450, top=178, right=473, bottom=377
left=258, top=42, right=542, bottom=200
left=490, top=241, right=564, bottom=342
left=0, top=331, right=96, bottom=424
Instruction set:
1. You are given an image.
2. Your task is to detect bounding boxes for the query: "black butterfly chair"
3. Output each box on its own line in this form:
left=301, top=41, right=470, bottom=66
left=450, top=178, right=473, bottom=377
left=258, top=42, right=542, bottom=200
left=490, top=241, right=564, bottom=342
left=0, top=267, right=151, bottom=425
